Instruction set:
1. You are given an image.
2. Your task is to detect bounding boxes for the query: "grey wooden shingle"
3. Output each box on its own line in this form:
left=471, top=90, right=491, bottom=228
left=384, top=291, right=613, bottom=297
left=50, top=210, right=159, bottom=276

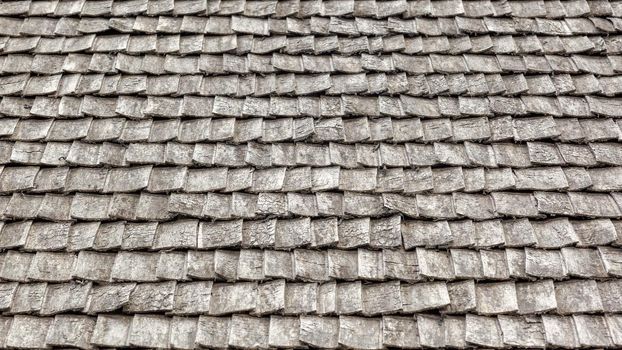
left=124, top=281, right=175, bottom=313
left=111, top=251, right=157, bottom=282
left=10, top=281, right=46, bottom=313
left=555, top=279, right=603, bottom=314
left=46, top=315, right=95, bottom=349
left=6, top=315, right=52, bottom=349
left=128, top=315, right=170, bottom=348
left=465, top=314, right=503, bottom=348
left=401, top=281, right=449, bottom=312
left=91, top=315, right=131, bottom=348
left=0, top=0, right=621, bottom=347
left=210, top=282, right=257, bottom=315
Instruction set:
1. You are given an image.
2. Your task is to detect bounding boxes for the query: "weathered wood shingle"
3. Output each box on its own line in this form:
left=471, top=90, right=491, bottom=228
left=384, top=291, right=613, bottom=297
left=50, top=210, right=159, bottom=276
left=0, top=0, right=620, bottom=348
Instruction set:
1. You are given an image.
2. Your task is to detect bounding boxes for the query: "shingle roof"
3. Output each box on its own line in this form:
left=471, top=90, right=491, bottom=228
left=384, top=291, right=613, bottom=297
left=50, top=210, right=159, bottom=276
left=0, top=0, right=622, bottom=348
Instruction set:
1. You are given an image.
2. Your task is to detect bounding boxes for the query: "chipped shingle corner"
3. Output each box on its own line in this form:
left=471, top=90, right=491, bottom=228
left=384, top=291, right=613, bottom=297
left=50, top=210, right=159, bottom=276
left=0, top=0, right=621, bottom=348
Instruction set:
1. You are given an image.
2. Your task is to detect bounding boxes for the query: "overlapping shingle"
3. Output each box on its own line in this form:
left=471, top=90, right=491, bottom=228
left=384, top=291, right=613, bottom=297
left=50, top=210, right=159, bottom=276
left=0, top=0, right=621, bottom=348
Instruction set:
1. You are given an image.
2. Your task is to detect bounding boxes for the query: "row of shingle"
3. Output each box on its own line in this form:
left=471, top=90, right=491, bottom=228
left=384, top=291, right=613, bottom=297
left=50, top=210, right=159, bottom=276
left=0, top=136, right=610, bottom=169
left=3, top=203, right=622, bottom=247
left=0, top=95, right=618, bottom=119
left=2, top=148, right=620, bottom=193
left=1, top=183, right=621, bottom=220
left=6, top=4, right=622, bottom=36
left=0, top=0, right=439, bottom=18
left=2, top=0, right=620, bottom=19
left=3, top=14, right=621, bottom=40
left=1, top=271, right=621, bottom=318
left=1, top=240, right=620, bottom=283
left=175, top=190, right=622, bottom=220
left=3, top=115, right=622, bottom=146
left=4, top=0, right=422, bottom=19
left=1, top=195, right=621, bottom=245
left=3, top=73, right=622, bottom=102
left=3, top=95, right=620, bottom=120
left=5, top=311, right=622, bottom=349
left=5, top=78, right=622, bottom=111
left=0, top=113, right=579, bottom=145
left=4, top=49, right=621, bottom=76
left=0, top=163, right=619, bottom=194
left=5, top=32, right=622, bottom=59
left=0, top=0, right=317, bottom=18
left=0, top=160, right=620, bottom=198
left=2, top=139, right=622, bottom=170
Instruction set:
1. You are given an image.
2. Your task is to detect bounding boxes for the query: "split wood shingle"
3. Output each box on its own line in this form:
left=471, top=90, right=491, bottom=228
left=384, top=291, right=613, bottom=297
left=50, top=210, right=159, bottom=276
left=0, top=0, right=621, bottom=348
